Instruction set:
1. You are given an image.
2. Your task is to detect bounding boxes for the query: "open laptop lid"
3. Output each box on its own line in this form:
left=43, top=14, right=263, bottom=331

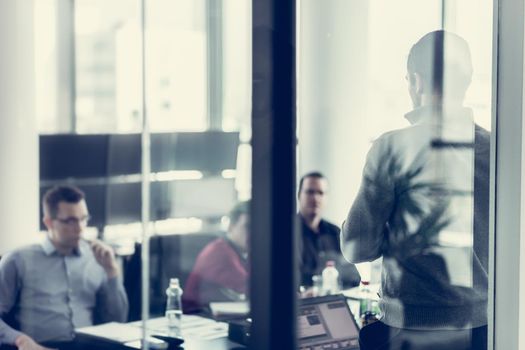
left=298, top=294, right=360, bottom=350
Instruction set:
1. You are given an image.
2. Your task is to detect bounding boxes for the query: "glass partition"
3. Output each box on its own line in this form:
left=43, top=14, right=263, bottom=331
left=7, top=0, right=518, bottom=349
left=297, top=1, right=493, bottom=349
left=23, top=0, right=252, bottom=349
left=139, top=0, right=253, bottom=349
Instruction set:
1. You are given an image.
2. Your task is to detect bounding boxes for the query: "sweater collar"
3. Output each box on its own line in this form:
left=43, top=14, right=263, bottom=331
left=405, top=105, right=474, bottom=125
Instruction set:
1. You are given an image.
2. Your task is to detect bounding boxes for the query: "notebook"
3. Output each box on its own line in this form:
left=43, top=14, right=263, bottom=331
left=298, top=294, right=360, bottom=350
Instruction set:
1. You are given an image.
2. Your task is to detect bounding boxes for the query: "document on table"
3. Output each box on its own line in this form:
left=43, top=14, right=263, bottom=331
left=209, top=301, right=249, bottom=317
left=128, top=315, right=229, bottom=340
left=76, top=322, right=143, bottom=343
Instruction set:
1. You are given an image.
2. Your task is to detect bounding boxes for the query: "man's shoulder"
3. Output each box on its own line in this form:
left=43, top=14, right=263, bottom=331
left=475, top=124, right=491, bottom=145
left=374, top=123, right=430, bottom=147
left=198, top=238, right=232, bottom=259
left=193, top=238, right=238, bottom=271
left=0, top=243, right=44, bottom=271
left=3, top=243, right=43, bottom=259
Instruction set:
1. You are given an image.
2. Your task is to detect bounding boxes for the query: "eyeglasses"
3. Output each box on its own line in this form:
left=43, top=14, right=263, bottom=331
left=53, top=215, right=91, bottom=226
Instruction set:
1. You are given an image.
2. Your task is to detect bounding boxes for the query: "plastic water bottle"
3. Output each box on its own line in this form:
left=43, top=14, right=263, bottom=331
left=321, top=260, right=340, bottom=295
left=165, top=278, right=183, bottom=333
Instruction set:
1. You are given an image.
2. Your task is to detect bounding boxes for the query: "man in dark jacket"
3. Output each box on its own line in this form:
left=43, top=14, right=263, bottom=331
left=298, top=172, right=360, bottom=290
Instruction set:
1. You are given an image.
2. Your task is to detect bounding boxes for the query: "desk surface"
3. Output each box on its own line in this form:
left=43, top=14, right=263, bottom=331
left=76, top=315, right=244, bottom=350
left=342, top=283, right=380, bottom=301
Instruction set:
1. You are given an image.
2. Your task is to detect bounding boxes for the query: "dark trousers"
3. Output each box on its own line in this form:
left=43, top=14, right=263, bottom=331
left=359, top=321, right=487, bottom=350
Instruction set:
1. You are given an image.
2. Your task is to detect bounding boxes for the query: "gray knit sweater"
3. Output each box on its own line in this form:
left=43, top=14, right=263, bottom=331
left=341, top=106, right=489, bottom=330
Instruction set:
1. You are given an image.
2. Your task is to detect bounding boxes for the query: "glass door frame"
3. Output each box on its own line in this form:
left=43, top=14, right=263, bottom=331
left=250, top=0, right=297, bottom=349
left=248, top=0, right=525, bottom=349
left=492, top=0, right=525, bottom=349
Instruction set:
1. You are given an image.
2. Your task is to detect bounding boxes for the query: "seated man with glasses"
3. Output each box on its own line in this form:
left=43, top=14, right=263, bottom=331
left=0, top=185, right=128, bottom=350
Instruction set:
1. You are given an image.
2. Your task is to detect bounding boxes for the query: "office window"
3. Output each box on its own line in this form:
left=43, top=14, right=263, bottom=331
left=143, top=0, right=208, bottom=132
left=74, top=0, right=140, bottom=133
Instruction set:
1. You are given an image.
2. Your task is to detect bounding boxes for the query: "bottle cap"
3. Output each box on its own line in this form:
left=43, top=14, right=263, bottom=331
left=169, top=278, right=180, bottom=287
left=326, top=260, right=335, bottom=267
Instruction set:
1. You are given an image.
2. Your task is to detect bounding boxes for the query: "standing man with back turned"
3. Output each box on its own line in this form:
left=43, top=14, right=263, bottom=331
left=341, top=30, right=489, bottom=349
left=298, top=172, right=360, bottom=290
left=0, top=185, right=128, bottom=350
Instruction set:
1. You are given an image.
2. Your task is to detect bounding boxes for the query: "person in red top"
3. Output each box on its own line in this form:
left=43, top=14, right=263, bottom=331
left=182, top=201, right=250, bottom=314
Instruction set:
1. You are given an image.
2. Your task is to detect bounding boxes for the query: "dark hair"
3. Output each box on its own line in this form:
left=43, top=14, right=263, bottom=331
left=407, top=30, right=472, bottom=97
left=229, top=200, right=250, bottom=226
left=43, top=185, right=85, bottom=218
left=298, top=171, right=326, bottom=196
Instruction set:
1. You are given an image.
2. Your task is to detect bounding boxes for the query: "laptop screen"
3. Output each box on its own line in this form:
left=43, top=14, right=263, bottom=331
left=298, top=294, right=360, bottom=350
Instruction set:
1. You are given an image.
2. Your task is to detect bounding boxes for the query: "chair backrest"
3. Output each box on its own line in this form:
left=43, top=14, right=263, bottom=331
left=123, top=231, right=222, bottom=321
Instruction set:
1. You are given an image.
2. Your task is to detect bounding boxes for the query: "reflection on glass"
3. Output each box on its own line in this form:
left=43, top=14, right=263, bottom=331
left=341, top=30, right=489, bottom=349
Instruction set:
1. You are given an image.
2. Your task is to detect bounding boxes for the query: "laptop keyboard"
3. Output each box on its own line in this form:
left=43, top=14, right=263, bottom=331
left=299, top=337, right=359, bottom=349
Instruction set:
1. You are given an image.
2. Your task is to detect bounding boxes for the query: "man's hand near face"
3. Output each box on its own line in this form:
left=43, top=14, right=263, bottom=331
left=89, top=240, right=119, bottom=279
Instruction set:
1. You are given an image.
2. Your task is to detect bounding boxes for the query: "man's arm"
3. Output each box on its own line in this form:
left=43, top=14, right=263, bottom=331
left=0, top=252, right=24, bottom=345
left=91, top=240, right=129, bottom=323
left=14, top=334, right=55, bottom=350
left=340, top=139, right=395, bottom=263
left=338, top=261, right=362, bottom=288
left=0, top=253, right=53, bottom=350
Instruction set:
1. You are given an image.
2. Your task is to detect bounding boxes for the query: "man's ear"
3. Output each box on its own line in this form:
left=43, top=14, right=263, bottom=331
left=412, top=72, right=424, bottom=94
left=43, top=216, right=53, bottom=231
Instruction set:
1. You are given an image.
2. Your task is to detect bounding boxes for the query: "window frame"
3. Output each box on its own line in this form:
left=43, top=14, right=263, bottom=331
left=491, top=0, right=525, bottom=349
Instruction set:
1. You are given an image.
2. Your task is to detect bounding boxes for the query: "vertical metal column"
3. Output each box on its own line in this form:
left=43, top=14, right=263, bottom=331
left=492, top=0, right=525, bottom=348
left=56, top=0, right=76, bottom=132
left=251, top=0, right=297, bottom=349
left=206, top=0, right=224, bottom=130
left=139, top=0, right=152, bottom=345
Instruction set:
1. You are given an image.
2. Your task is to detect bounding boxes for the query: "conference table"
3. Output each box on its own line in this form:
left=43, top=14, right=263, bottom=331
left=1, top=286, right=378, bottom=350
left=74, top=314, right=244, bottom=350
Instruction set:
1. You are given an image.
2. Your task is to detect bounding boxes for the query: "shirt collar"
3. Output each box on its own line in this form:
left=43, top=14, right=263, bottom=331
left=404, top=105, right=473, bottom=125
left=298, top=213, right=326, bottom=236
left=41, top=235, right=82, bottom=257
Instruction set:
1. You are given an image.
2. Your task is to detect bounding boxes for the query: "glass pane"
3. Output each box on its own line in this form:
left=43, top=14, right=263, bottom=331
left=297, top=1, right=492, bottom=349
left=141, top=0, right=252, bottom=348
left=8, top=1, right=251, bottom=349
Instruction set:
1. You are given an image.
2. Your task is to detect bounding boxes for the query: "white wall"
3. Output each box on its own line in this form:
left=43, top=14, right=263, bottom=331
left=0, top=0, right=39, bottom=255
left=297, top=0, right=370, bottom=225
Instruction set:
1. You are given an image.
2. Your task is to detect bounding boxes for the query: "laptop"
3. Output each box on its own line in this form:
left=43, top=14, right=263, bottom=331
left=298, top=294, right=360, bottom=350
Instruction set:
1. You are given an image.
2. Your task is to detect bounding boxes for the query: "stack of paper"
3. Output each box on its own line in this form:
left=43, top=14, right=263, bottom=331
left=209, top=301, right=249, bottom=317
